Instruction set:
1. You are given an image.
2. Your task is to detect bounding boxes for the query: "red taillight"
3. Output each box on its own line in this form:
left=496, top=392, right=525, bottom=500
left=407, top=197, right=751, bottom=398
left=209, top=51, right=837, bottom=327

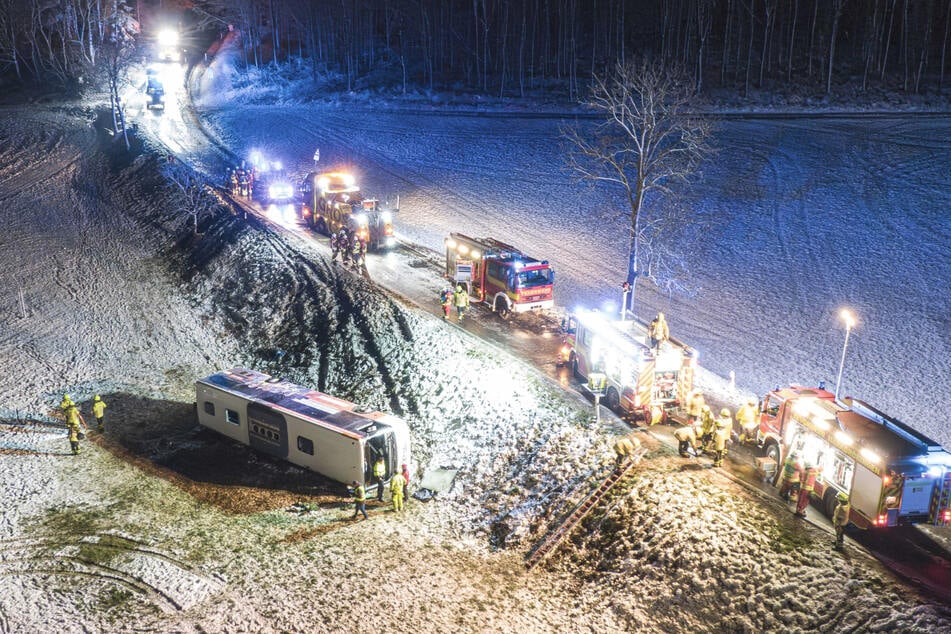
left=875, top=514, right=888, bottom=526
left=941, top=510, right=951, bottom=523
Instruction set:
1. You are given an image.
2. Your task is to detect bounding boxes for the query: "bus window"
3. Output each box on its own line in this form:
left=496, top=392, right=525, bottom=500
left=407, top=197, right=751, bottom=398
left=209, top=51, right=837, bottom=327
left=297, top=436, right=314, bottom=455
left=226, top=409, right=240, bottom=425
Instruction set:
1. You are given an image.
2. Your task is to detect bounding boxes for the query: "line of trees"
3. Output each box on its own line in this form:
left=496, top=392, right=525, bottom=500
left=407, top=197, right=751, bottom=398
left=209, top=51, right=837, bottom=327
left=2, top=1, right=951, bottom=98
left=204, top=0, right=951, bottom=97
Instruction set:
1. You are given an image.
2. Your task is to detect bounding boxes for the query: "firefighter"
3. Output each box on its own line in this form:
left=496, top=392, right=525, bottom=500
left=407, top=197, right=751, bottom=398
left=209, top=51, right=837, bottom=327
left=59, top=393, right=73, bottom=413
left=389, top=469, right=406, bottom=513
left=686, top=390, right=706, bottom=426
left=92, top=394, right=107, bottom=432
left=673, top=423, right=699, bottom=458
left=778, top=452, right=803, bottom=502
left=796, top=463, right=820, bottom=517
left=373, top=456, right=386, bottom=502
left=833, top=491, right=851, bottom=550
left=351, top=235, right=367, bottom=268
left=339, top=229, right=351, bottom=264
left=613, top=435, right=641, bottom=471
left=698, top=405, right=715, bottom=453
left=238, top=169, right=249, bottom=197
left=648, top=312, right=670, bottom=350
left=735, top=398, right=759, bottom=444
left=712, top=410, right=732, bottom=467
left=64, top=401, right=86, bottom=455
left=350, top=480, right=368, bottom=520
left=440, top=286, right=453, bottom=320
left=453, top=284, right=469, bottom=321
left=330, top=231, right=340, bottom=262
left=230, top=168, right=239, bottom=195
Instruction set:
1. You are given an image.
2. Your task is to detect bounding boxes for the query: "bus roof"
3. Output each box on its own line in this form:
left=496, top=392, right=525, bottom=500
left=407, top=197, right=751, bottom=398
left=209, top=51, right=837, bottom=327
left=198, top=368, right=385, bottom=438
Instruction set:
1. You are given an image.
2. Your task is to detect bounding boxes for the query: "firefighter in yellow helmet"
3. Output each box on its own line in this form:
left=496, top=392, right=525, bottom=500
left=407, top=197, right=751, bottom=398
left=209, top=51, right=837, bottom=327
left=735, top=398, right=759, bottom=444
left=833, top=491, right=851, bottom=550
left=796, top=463, right=820, bottom=518
left=778, top=452, right=803, bottom=502
left=697, top=405, right=715, bottom=453
left=712, top=408, right=732, bottom=467
left=389, top=469, right=406, bottom=513
left=453, top=284, right=469, bottom=320
left=92, top=394, right=107, bottom=432
left=673, top=422, right=700, bottom=458
left=372, top=456, right=387, bottom=502
left=613, top=435, right=641, bottom=471
left=63, top=401, right=86, bottom=455
left=59, top=393, right=73, bottom=412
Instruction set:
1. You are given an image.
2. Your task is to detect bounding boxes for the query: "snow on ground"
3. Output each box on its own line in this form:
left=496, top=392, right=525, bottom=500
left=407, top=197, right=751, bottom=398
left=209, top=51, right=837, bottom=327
left=0, top=74, right=949, bottom=631
left=193, top=88, right=951, bottom=449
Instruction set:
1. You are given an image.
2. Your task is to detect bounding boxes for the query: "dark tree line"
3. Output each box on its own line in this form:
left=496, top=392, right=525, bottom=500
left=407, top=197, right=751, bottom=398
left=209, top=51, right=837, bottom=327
left=3, top=0, right=951, bottom=97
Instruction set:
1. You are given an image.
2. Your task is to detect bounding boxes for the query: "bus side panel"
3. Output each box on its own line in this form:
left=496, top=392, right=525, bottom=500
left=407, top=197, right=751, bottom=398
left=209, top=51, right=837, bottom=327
left=851, top=463, right=884, bottom=525
left=285, top=416, right=365, bottom=484
left=247, top=403, right=289, bottom=460
left=195, top=384, right=249, bottom=444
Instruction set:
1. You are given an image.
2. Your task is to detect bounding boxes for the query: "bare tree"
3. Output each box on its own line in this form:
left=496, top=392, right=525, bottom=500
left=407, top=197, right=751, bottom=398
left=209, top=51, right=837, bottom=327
left=563, top=58, right=715, bottom=313
left=163, top=160, right=216, bottom=237
left=104, top=1, right=136, bottom=150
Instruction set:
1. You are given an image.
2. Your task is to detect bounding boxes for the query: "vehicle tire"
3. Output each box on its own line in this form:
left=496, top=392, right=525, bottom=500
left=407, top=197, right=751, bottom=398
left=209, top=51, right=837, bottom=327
left=605, top=388, right=620, bottom=412
left=764, top=441, right=781, bottom=486
left=822, top=489, right=838, bottom=519
left=570, top=354, right=581, bottom=379
left=315, top=218, right=327, bottom=235
left=495, top=297, right=510, bottom=320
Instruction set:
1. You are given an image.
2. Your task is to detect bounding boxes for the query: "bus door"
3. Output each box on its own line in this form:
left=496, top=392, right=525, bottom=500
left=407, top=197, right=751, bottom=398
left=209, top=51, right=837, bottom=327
left=363, top=425, right=397, bottom=483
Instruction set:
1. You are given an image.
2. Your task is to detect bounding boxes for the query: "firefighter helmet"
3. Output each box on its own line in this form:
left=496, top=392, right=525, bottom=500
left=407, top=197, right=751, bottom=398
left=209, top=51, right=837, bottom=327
left=748, top=398, right=756, bottom=406
left=94, top=395, right=101, bottom=402
left=702, top=405, right=711, bottom=412
left=837, top=491, right=849, bottom=502
left=720, top=408, right=731, bottom=417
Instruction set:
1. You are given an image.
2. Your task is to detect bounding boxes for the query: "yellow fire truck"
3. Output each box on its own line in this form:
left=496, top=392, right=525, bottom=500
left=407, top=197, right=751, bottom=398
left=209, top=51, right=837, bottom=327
left=300, top=171, right=397, bottom=250
left=559, top=308, right=698, bottom=421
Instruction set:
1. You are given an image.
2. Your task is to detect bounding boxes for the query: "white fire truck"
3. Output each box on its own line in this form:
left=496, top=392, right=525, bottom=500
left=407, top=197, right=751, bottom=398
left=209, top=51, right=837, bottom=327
left=196, top=368, right=412, bottom=489
left=559, top=308, right=698, bottom=421
left=300, top=171, right=397, bottom=250
left=444, top=233, right=554, bottom=318
left=758, top=384, right=951, bottom=528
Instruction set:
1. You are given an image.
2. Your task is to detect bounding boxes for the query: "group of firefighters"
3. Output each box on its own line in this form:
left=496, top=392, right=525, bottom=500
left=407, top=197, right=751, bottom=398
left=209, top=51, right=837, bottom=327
left=350, top=457, right=412, bottom=520
left=777, top=449, right=852, bottom=549
left=58, top=393, right=107, bottom=455
left=669, top=390, right=759, bottom=468
left=330, top=227, right=368, bottom=268
left=226, top=164, right=255, bottom=197
left=439, top=284, right=470, bottom=321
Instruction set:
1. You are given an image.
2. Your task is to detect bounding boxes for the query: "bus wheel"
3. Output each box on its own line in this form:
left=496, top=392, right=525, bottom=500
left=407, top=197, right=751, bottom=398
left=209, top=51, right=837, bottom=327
left=764, top=441, right=781, bottom=486
left=495, top=297, right=510, bottom=320
left=315, top=218, right=328, bottom=234
left=605, top=388, right=620, bottom=412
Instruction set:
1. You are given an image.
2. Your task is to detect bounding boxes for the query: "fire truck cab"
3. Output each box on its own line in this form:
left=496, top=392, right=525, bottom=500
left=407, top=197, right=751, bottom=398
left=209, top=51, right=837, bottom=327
left=758, top=385, right=951, bottom=528
left=300, top=171, right=397, bottom=250
left=559, top=308, right=697, bottom=421
left=445, top=233, right=554, bottom=318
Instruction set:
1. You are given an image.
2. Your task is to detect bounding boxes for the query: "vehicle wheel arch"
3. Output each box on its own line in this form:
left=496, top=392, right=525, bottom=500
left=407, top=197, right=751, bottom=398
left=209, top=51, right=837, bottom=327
left=494, top=294, right=511, bottom=320
left=763, top=439, right=782, bottom=486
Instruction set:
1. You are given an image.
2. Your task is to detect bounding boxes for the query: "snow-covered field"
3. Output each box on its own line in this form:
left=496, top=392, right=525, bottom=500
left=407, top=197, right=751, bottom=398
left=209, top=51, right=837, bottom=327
left=0, top=66, right=949, bottom=632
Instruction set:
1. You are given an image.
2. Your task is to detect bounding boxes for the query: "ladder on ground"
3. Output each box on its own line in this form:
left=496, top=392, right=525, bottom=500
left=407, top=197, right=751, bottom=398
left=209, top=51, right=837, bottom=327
left=524, top=447, right=646, bottom=570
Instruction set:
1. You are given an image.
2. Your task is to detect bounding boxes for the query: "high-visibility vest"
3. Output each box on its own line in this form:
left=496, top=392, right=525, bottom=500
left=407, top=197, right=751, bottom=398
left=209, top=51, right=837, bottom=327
left=802, top=467, right=819, bottom=492
left=353, top=485, right=366, bottom=502
left=373, top=460, right=386, bottom=478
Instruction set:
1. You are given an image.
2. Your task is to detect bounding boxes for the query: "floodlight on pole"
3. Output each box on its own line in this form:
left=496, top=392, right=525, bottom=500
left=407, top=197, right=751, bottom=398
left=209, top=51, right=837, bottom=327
left=834, top=309, right=856, bottom=401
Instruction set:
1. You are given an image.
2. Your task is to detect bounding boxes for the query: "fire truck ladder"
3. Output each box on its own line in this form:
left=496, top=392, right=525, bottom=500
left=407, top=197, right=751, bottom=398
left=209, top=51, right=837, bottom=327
left=525, top=448, right=646, bottom=570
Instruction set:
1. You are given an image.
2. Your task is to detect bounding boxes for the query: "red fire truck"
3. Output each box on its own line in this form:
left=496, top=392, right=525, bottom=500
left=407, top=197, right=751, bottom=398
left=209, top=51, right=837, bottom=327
left=558, top=308, right=698, bottom=421
left=444, top=233, right=554, bottom=318
left=757, top=385, right=951, bottom=528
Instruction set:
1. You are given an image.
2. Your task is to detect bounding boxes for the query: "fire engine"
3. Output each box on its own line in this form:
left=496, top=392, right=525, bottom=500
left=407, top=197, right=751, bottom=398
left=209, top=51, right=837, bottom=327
left=559, top=308, right=697, bottom=421
left=300, top=171, right=397, bottom=250
left=444, top=233, right=554, bottom=318
left=758, top=384, right=951, bottom=528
